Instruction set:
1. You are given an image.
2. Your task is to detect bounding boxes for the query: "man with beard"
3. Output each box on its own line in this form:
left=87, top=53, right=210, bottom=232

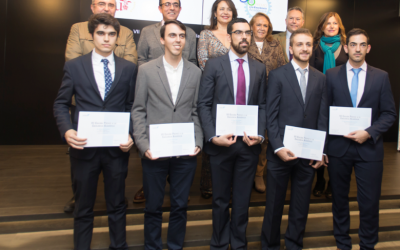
left=261, top=28, right=328, bottom=250
left=326, top=28, right=396, bottom=250
left=197, top=18, right=267, bottom=249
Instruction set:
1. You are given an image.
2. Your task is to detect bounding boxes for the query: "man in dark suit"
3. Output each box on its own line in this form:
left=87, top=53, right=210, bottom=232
left=54, top=14, right=137, bottom=250
left=197, top=18, right=267, bottom=249
left=261, top=28, right=328, bottom=250
left=326, top=28, right=397, bottom=250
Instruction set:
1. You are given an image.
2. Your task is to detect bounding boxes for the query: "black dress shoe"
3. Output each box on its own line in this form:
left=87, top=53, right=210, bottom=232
left=313, top=180, right=326, bottom=197
left=325, top=181, right=332, bottom=199
left=64, top=196, right=75, bottom=213
left=200, top=189, right=212, bottom=199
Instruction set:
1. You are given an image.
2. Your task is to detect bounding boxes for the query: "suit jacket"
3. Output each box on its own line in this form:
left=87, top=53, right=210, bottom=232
left=309, top=44, right=348, bottom=73
left=248, top=37, right=286, bottom=80
left=197, top=53, right=267, bottom=156
left=272, top=32, right=289, bottom=63
left=65, top=21, right=138, bottom=64
left=266, top=63, right=328, bottom=165
left=131, top=56, right=203, bottom=157
left=137, top=22, right=197, bottom=67
left=326, top=64, right=397, bottom=161
left=54, top=52, right=137, bottom=160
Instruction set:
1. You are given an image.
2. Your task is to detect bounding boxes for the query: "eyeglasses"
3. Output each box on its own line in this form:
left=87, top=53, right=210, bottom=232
left=160, top=2, right=180, bottom=8
left=93, top=2, right=115, bottom=8
left=230, top=30, right=253, bottom=36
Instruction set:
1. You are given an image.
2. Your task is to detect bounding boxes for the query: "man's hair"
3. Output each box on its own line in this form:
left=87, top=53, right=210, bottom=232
left=92, top=0, right=117, bottom=4
left=159, top=0, right=181, bottom=7
left=206, top=0, right=238, bottom=31
left=249, top=12, right=274, bottom=42
left=289, top=28, right=313, bottom=46
left=346, top=28, right=370, bottom=45
left=313, top=12, right=346, bottom=45
left=160, top=19, right=186, bottom=39
left=88, top=13, right=120, bottom=37
left=227, top=18, right=249, bottom=34
left=286, top=6, right=304, bottom=19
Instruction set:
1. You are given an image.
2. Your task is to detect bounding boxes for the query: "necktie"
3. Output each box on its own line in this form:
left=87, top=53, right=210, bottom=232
left=236, top=59, right=246, bottom=105
left=297, top=68, right=308, bottom=102
left=350, top=68, right=362, bottom=107
left=101, top=59, right=112, bottom=99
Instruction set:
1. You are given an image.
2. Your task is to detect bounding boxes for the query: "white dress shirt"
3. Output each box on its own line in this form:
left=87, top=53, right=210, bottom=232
left=286, top=30, right=292, bottom=60
left=346, top=60, right=367, bottom=107
left=163, top=56, right=183, bottom=105
left=92, top=49, right=115, bottom=100
left=255, top=42, right=263, bottom=54
left=229, top=50, right=250, bottom=104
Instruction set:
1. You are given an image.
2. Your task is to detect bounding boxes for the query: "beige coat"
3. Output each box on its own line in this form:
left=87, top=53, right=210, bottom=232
left=272, top=31, right=289, bottom=63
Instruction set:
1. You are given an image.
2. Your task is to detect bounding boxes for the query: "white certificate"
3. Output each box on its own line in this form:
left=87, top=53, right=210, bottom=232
left=283, top=126, right=326, bottom=161
left=150, top=123, right=195, bottom=158
left=329, top=106, right=372, bottom=136
left=77, top=112, right=130, bottom=147
left=216, top=104, right=258, bottom=136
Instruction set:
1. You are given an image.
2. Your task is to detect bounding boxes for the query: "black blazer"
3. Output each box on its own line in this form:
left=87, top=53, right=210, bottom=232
left=197, top=53, right=267, bottom=155
left=310, top=44, right=348, bottom=73
left=326, top=64, right=397, bottom=161
left=54, top=52, right=137, bottom=160
left=266, top=63, right=328, bottom=165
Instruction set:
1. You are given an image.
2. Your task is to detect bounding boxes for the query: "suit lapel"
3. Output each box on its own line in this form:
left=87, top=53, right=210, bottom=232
left=156, top=57, right=174, bottom=105
left=358, top=65, right=374, bottom=107
left=82, top=52, right=102, bottom=100
left=174, top=60, right=189, bottom=106
left=284, top=64, right=304, bottom=108
left=248, top=58, right=256, bottom=104
left=153, top=22, right=165, bottom=53
left=222, top=54, right=235, bottom=100
left=304, top=67, right=316, bottom=110
left=104, top=54, right=122, bottom=101
left=338, top=65, right=353, bottom=107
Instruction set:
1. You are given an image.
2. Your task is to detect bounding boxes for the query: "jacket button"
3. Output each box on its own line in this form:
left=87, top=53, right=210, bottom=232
left=174, top=108, right=176, bottom=112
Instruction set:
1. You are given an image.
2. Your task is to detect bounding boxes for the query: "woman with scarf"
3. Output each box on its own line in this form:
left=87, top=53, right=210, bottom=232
left=310, top=12, right=348, bottom=199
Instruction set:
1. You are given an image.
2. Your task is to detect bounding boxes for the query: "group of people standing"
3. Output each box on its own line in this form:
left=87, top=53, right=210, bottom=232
left=53, top=0, right=397, bottom=250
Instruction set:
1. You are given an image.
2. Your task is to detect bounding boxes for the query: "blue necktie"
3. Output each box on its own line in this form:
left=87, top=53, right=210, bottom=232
left=350, top=68, right=361, bottom=107
left=101, top=59, right=112, bottom=99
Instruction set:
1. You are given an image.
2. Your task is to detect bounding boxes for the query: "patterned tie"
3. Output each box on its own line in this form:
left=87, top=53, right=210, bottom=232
left=350, top=68, right=362, bottom=107
left=101, top=59, right=112, bottom=99
left=297, top=68, right=308, bottom=102
left=236, top=59, right=246, bottom=105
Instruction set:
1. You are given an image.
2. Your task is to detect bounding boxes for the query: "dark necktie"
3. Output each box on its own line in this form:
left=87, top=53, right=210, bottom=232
left=101, top=59, right=112, bottom=99
left=236, top=59, right=246, bottom=105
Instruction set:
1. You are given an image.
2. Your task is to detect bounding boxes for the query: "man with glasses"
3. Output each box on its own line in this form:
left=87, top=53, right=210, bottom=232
left=133, top=0, right=197, bottom=204
left=63, top=0, right=138, bottom=213
left=197, top=18, right=266, bottom=249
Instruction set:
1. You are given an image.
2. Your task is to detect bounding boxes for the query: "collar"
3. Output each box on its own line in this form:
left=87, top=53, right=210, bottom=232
left=228, top=49, right=248, bottom=63
left=286, top=30, right=292, bottom=39
left=161, top=20, right=165, bottom=26
left=163, top=56, right=183, bottom=70
left=346, top=60, right=367, bottom=72
left=92, top=49, right=114, bottom=64
left=291, top=59, right=309, bottom=72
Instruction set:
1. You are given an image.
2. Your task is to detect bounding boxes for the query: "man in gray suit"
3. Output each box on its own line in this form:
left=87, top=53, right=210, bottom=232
left=136, top=0, right=197, bottom=67
left=131, top=20, right=203, bottom=249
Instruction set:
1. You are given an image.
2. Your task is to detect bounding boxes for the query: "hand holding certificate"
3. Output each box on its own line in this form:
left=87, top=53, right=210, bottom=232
left=329, top=106, right=372, bottom=136
left=283, top=126, right=326, bottom=161
left=216, top=104, right=258, bottom=136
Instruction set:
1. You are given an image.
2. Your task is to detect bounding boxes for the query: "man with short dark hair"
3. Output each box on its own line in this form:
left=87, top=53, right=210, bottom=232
left=198, top=18, right=267, bottom=249
left=132, top=19, right=203, bottom=249
left=273, top=6, right=305, bottom=63
left=326, top=28, right=397, bottom=250
left=261, top=28, right=328, bottom=250
left=54, top=13, right=137, bottom=250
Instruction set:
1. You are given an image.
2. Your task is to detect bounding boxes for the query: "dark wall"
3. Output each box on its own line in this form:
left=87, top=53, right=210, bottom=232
left=0, top=0, right=399, bottom=144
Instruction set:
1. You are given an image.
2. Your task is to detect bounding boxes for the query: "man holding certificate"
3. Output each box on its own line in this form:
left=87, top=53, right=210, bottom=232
left=131, top=20, right=203, bottom=250
left=197, top=18, right=267, bottom=249
left=326, top=29, right=397, bottom=250
left=261, top=28, right=328, bottom=250
left=53, top=14, right=136, bottom=250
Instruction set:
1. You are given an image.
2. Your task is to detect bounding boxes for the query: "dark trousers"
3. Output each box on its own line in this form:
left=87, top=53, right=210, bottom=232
left=328, top=143, right=383, bottom=250
left=142, top=157, right=197, bottom=250
left=70, top=149, right=129, bottom=250
left=261, top=159, right=315, bottom=250
left=209, top=140, right=258, bottom=250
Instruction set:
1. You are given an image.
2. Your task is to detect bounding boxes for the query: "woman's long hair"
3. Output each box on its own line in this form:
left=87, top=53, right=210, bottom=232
left=314, top=12, right=346, bottom=45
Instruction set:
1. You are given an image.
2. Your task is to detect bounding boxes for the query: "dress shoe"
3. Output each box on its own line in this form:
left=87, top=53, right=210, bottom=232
left=325, top=181, right=332, bottom=199
left=133, top=187, right=146, bottom=203
left=313, top=179, right=326, bottom=197
left=201, top=189, right=212, bottom=199
left=254, top=176, right=266, bottom=193
left=64, top=196, right=75, bottom=213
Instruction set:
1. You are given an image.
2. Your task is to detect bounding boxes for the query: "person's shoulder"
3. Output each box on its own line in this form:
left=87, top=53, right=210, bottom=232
left=310, top=65, right=326, bottom=79
left=183, top=58, right=201, bottom=74
left=249, top=57, right=265, bottom=69
left=185, top=26, right=196, bottom=38
left=115, top=55, right=137, bottom=69
left=367, top=64, right=388, bottom=77
left=272, top=62, right=290, bottom=73
left=139, top=56, right=160, bottom=72
left=141, top=23, right=159, bottom=33
left=119, top=25, right=133, bottom=34
left=325, top=64, right=344, bottom=77
left=268, top=37, right=281, bottom=46
left=272, top=32, right=285, bottom=38
left=65, top=53, right=89, bottom=68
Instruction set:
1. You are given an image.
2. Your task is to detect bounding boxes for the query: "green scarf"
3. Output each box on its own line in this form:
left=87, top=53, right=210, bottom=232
left=320, top=35, right=341, bottom=74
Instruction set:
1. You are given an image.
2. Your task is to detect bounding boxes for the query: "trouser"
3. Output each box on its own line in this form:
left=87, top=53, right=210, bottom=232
left=256, top=131, right=268, bottom=177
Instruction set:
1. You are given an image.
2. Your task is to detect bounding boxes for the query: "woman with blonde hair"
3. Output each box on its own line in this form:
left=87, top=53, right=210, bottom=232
left=247, top=12, right=285, bottom=193
left=310, top=12, right=348, bottom=199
